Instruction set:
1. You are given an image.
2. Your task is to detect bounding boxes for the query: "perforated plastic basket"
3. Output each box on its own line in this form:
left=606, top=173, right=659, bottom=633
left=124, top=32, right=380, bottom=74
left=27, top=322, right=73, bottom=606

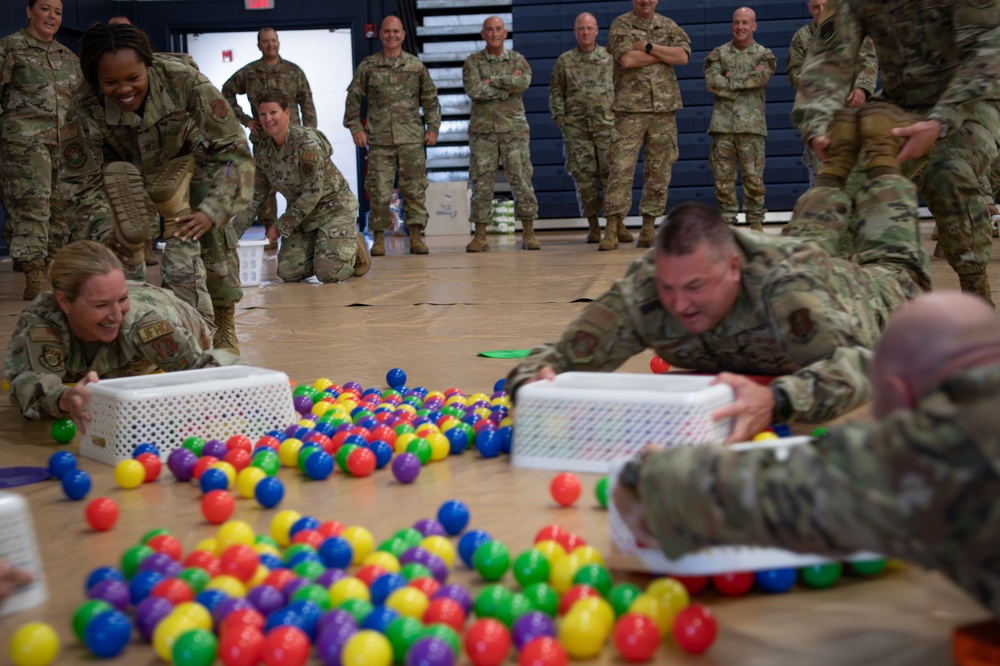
left=511, top=373, right=734, bottom=473
left=238, top=240, right=269, bottom=287
left=79, top=366, right=296, bottom=466
left=0, top=492, right=47, bottom=616
left=607, top=437, right=881, bottom=574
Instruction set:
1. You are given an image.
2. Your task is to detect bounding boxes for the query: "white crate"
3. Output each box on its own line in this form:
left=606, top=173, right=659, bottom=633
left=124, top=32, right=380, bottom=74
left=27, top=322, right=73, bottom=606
left=0, top=492, right=47, bottom=616
left=238, top=240, right=269, bottom=287
left=511, top=373, right=734, bottom=473
left=607, top=437, right=881, bottom=574
left=79, top=366, right=296, bottom=466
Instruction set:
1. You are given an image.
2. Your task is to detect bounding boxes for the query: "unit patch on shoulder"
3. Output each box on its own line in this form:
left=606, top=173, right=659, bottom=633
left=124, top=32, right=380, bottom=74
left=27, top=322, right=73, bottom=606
left=570, top=330, right=598, bottom=359
left=39, top=344, right=64, bottom=372
left=787, top=308, right=816, bottom=342
left=151, top=335, right=180, bottom=362
left=137, top=320, right=175, bottom=344
left=63, top=143, right=86, bottom=169
left=301, top=151, right=319, bottom=177
left=210, top=99, right=231, bottom=123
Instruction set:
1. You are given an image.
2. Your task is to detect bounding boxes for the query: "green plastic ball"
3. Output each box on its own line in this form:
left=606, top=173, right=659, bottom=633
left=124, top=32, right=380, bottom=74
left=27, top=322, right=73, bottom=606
left=72, top=599, right=113, bottom=643
left=385, top=617, right=424, bottom=664
left=512, top=550, right=550, bottom=588
left=495, top=592, right=533, bottom=627
left=811, top=427, right=830, bottom=438
left=336, top=444, right=360, bottom=472
left=140, top=528, right=172, bottom=544
left=50, top=418, right=76, bottom=444
left=292, top=560, right=326, bottom=582
left=394, top=528, right=423, bottom=549
left=522, top=582, right=559, bottom=617
left=121, top=544, right=154, bottom=579
left=801, top=562, right=843, bottom=588
left=405, top=438, right=432, bottom=465
left=292, top=583, right=331, bottom=610
left=399, top=563, right=433, bottom=582
left=850, top=558, right=888, bottom=576
left=254, top=535, right=280, bottom=549
left=250, top=449, right=280, bottom=476
left=607, top=583, right=642, bottom=617
left=172, top=628, right=217, bottom=666
left=377, top=537, right=409, bottom=559
left=283, top=543, right=316, bottom=565
left=182, top=437, right=206, bottom=457
left=595, top=476, right=609, bottom=509
left=473, top=541, right=510, bottom=582
left=177, top=567, right=211, bottom=594
left=340, top=598, right=374, bottom=624
left=474, top=584, right=513, bottom=619
left=420, top=624, right=461, bottom=657
left=572, top=563, right=613, bottom=597
left=393, top=424, right=416, bottom=437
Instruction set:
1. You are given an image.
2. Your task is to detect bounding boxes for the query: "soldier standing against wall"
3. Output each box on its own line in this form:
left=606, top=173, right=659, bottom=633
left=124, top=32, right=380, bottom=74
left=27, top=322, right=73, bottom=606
left=463, top=16, right=540, bottom=252
left=345, top=16, right=441, bottom=256
left=549, top=13, right=614, bottom=244
left=704, top=8, right=776, bottom=232
left=602, top=0, right=691, bottom=251
left=222, top=28, right=317, bottom=248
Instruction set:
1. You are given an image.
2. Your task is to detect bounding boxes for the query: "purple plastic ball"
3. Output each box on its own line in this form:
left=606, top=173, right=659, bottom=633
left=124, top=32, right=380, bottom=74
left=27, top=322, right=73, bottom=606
left=512, top=611, right=556, bottom=651
left=167, top=448, right=198, bottom=482
left=392, top=453, right=421, bottom=484
left=212, top=597, right=253, bottom=627
left=283, top=577, right=311, bottom=599
left=202, top=439, right=228, bottom=459
left=317, top=568, right=348, bottom=588
left=344, top=381, right=363, bottom=393
left=317, top=609, right=358, bottom=637
left=87, top=578, right=130, bottom=611
left=294, top=395, right=314, bottom=416
left=400, top=548, right=448, bottom=583
left=317, top=614, right=358, bottom=666
left=284, top=423, right=302, bottom=437
left=407, top=637, right=455, bottom=666
left=137, top=552, right=181, bottom=577
left=135, top=595, right=174, bottom=641
left=246, top=584, right=285, bottom=617
left=432, top=584, right=473, bottom=616
left=412, top=519, right=447, bottom=538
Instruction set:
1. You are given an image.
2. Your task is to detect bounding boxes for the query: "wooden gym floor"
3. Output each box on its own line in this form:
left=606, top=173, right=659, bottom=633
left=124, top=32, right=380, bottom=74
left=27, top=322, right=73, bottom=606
left=0, top=221, right=993, bottom=664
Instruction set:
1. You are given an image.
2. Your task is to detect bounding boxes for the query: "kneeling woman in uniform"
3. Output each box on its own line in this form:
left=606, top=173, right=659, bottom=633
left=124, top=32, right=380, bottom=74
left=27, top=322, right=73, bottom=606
left=4, top=241, right=243, bottom=429
left=235, top=90, right=370, bottom=282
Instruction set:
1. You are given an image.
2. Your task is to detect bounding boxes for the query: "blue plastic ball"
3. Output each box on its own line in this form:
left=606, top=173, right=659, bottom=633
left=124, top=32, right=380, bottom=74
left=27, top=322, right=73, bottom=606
left=437, top=500, right=470, bottom=536
left=286, top=551, right=322, bottom=569
left=266, top=430, right=288, bottom=442
left=474, top=430, right=502, bottom=458
left=755, top=568, right=798, bottom=594
left=314, top=422, right=337, bottom=437
left=368, top=441, right=393, bottom=469
left=370, top=573, right=408, bottom=606
left=259, top=554, right=283, bottom=570
left=129, top=570, right=166, bottom=605
left=493, top=378, right=506, bottom=393
left=344, top=435, right=369, bottom=449
left=386, top=368, right=407, bottom=389
left=85, top=566, right=125, bottom=593
left=61, top=469, right=91, bottom=500
left=132, top=443, right=160, bottom=459
left=304, top=451, right=334, bottom=480
left=195, top=589, right=228, bottom=613
left=254, top=476, right=284, bottom=508
left=199, top=468, right=229, bottom=494
left=266, top=606, right=307, bottom=634
left=286, top=600, right=322, bottom=639
left=458, top=530, right=493, bottom=569
left=496, top=427, right=513, bottom=455
left=84, top=609, right=132, bottom=658
left=445, top=430, right=468, bottom=456
left=290, top=516, right=320, bottom=538
left=772, top=424, right=793, bottom=437
left=47, top=451, right=77, bottom=480
left=318, top=536, right=354, bottom=569
left=362, top=605, right=400, bottom=633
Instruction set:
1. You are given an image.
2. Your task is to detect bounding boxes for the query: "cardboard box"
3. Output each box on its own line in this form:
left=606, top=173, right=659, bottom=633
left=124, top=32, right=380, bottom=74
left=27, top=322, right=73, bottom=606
left=425, top=181, right=472, bottom=236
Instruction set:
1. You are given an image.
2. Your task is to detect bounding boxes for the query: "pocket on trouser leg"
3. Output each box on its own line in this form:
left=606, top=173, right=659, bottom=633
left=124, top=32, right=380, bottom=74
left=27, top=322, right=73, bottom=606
left=162, top=237, right=214, bottom=321
left=200, top=224, right=243, bottom=305
left=315, top=226, right=356, bottom=282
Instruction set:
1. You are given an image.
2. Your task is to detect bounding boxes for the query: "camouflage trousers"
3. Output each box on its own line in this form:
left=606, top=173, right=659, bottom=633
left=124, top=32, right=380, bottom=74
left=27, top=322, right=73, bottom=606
left=366, top=143, right=429, bottom=231
left=278, top=194, right=360, bottom=283
left=469, top=130, right=538, bottom=225
left=604, top=112, right=678, bottom=219
left=801, top=144, right=820, bottom=188
left=709, top=132, right=766, bottom=224
left=1, top=139, right=69, bottom=262
left=250, top=132, right=277, bottom=226
left=561, top=123, right=612, bottom=218
left=787, top=172, right=931, bottom=304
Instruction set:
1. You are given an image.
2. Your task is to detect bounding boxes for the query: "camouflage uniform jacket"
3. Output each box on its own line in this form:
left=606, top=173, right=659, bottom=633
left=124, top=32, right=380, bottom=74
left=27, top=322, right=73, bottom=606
left=786, top=22, right=877, bottom=94
left=243, top=125, right=354, bottom=237
left=639, top=362, right=1000, bottom=616
left=792, top=0, right=1000, bottom=143
left=508, top=230, right=898, bottom=423
left=0, top=29, right=80, bottom=145
left=221, top=57, right=317, bottom=128
left=4, top=282, right=243, bottom=420
left=343, top=50, right=441, bottom=146
left=607, top=12, right=691, bottom=114
left=704, top=40, right=776, bottom=137
left=60, top=55, right=253, bottom=238
left=549, top=46, right=614, bottom=132
left=463, top=49, right=531, bottom=135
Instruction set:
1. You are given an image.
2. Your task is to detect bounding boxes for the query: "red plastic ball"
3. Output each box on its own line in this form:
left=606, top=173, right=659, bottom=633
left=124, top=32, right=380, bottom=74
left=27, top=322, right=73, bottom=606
left=355, top=564, right=388, bottom=588
left=147, top=534, right=184, bottom=561
left=672, top=604, right=718, bottom=654
left=330, top=431, right=352, bottom=452
left=518, top=637, right=567, bottom=666
left=263, top=569, right=297, bottom=591
left=305, top=433, right=334, bottom=454
left=317, top=521, right=345, bottom=538
left=649, top=356, right=671, bottom=374
left=424, top=597, right=466, bottom=633
left=254, top=436, right=280, bottom=452
left=550, top=473, right=582, bottom=507
left=224, top=449, right=252, bottom=472
left=220, top=608, right=266, bottom=636
left=346, top=448, right=376, bottom=477
left=554, top=531, right=586, bottom=552
left=673, top=575, right=709, bottom=595
left=711, top=571, right=754, bottom=597
left=227, top=434, right=253, bottom=453
left=84, top=497, right=119, bottom=532
left=464, top=618, right=511, bottom=666
left=135, top=452, right=162, bottom=482
left=201, top=489, right=235, bottom=525
left=369, top=425, right=397, bottom=446
left=220, top=545, right=260, bottom=583
left=534, top=525, right=567, bottom=544
left=261, top=626, right=310, bottom=666
left=613, top=613, right=661, bottom=662
left=558, top=584, right=601, bottom=615
left=348, top=426, right=373, bottom=442
left=150, top=577, right=195, bottom=604
left=290, top=529, right=324, bottom=549
left=408, top=577, right=441, bottom=599
left=192, top=455, right=220, bottom=481
left=183, top=550, right=221, bottom=577
left=219, top=624, right=264, bottom=666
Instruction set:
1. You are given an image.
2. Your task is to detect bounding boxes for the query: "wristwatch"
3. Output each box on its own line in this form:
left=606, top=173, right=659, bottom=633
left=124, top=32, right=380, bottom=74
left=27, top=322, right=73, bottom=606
left=645, top=42, right=653, bottom=54
left=771, top=386, right=793, bottom=425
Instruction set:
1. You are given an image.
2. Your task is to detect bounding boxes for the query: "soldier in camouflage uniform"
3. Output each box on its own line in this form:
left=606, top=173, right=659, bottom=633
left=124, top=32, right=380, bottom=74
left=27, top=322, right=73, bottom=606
left=507, top=196, right=930, bottom=441
left=0, top=0, right=81, bottom=300
left=787, top=0, right=877, bottom=186
left=463, top=16, right=540, bottom=252
left=613, top=291, right=1000, bottom=618
left=60, top=23, right=252, bottom=353
left=549, top=13, right=615, bottom=244
left=235, top=91, right=369, bottom=283
left=222, top=27, right=317, bottom=246
left=602, top=0, right=691, bottom=251
left=4, top=240, right=242, bottom=423
left=704, top=8, right=776, bottom=232
left=344, top=16, right=441, bottom=257
left=792, top=0, right=1000, bottom=303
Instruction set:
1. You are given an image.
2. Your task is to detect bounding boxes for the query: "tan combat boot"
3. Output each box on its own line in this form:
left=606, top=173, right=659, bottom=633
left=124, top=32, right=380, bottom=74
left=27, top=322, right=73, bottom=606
left=931, top=225, right=939, bottom=240
left=520, top=220, right=541, bottom=250
left=959, top=272, right=994, bottom=306
left=22, top=260, right=50, bottom=301
left=858, top=103, right=924, bottom=178
left=143, top=155, right=195, bottom=240
left=748, top=215, right=765, bottom=232
left=370, top=230, right=386, bottom=256
left=353, top=232, right=371, bottom=277
left=144, top=240, right=159, bottom=266
left=409, top=226, right=428, bottom=255
left=636, top=214, right=656, bottom=248
left=466, top=223, right=490, bottom=252
left=213, top=303, right=240, bottom=354
left=104, top=161, right=158, bottom=265
left=815, top=108, right=861, bottom=188
left=599, top=216, right=620, bottom=251
left=585, top=215, right=601, bottom=243
left=617, top=218, right=634, bottom=243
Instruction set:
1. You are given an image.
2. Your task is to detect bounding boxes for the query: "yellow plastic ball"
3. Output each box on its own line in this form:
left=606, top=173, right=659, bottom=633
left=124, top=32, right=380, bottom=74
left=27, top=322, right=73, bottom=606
left=236, top=467, right=267, bottom=499
left=194, top=538, right=218, bottom=555
left=297, top=418, right=317, bottom=429
left=415, top=424, right=440, bottom=438
left=394, top=433, right=418, bottom=454
left=341, top=526, right=375, bottom=564
left=341, top=630, right=393, bottom=666
left=473, top=407, right=491, bottom=421
left=396, top=403, right=417, bottom=415
left=558, top=607, right=608, bottom=659
left=491, top=396, right=512, bottom=408
left=438, top=417, right=459, bottom=432
left=420, top=536, right=455, bottom=568
left=362, top=551, right=401, bottom=572
left=568, top=597, right=615, bottom=634
left=499, top=416, right=514, bottom=428
left=533, top=540, right=567, bottom=564
left=385, top=587, right=430, bottom=619
left=646, top=578, right=690, bottom=616
left=548, top=553, right=584, bottom=594
left=311, top=401, right=334, bottom=418
left=247, top=564, right=270, bottom=589
left=170, top=602, right=213, bottom=631
left=337, top=393, right=357, bottom=405
left=204, top=575, right=247, bottom=598
left=628, top=594, right=673, bottom=635
left=114, top=459, right=145, bottom=489
left=270, top=510, right=302, bottom=546
left=253, top=542, right=281, bottom=558
left=210, top=461, right=237, bottom=487
left=153, top=614, right=197, bottom=661
left=469, top=392, right=490, bottom=404
left=425, top=433, right=450, bottom=462
left=9, top=622, right=59, bottom=666
left=570, top=546, right=605, bottom=567
left=424, top=391, right=446, bottom=403
left=278, top=438, right=304, bottom=467
left=313, top=378, right=333, bottom=391
left=752, top=431, right=779, bottom=441
left=329, top=577, right=371, bottom=607
left=445, top=395, right=467, bottom=407
left=216, top=520, right=255, bottom=551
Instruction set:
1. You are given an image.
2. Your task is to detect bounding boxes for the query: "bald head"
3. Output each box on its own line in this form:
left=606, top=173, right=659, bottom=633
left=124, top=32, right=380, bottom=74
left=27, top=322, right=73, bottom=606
left=481, top=16, right=507, bottom=55
left=108, top=16, right=131, bottom=25
left=732, top=7, right=757, bottom=48
left=380, top=16, right=405, bottom=56
left=871, top=292, right=1000, bottom=417
left=574, top=12, right=598, bottom=51
left=382, top=15, right=403, bottom=31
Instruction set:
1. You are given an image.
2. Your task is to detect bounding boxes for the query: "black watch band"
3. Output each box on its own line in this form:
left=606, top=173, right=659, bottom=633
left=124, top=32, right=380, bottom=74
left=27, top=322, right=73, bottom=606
left=771, top=386, right=793, bottom=425
left=645, top=41, right=653, bottom=54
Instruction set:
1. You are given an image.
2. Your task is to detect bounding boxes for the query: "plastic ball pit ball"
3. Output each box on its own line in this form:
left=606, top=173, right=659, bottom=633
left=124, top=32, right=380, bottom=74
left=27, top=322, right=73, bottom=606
left=201, top=490, right=235, bottom=525
left=649, top=356, right=671, bottom=374
left=672, top=604, right=717, bottom=654
left=9, top=622, right=60, bottom=666
left=549, top=473, right=582, bottom=507
left=392, top=453, right=421, bottom=484
left=47, top=451, right=76, bottom=480
left=61, top=469, right=91, bottom=500
left=50, top=417, right=76, bottom=444
left=386, top=368, right=408, bottom=389
left=85, top=497, right=119, bottom=532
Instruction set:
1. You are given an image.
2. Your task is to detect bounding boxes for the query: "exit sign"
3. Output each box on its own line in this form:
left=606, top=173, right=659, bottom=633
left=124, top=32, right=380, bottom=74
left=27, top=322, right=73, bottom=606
left=245, top=0, right=274, bottom=9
